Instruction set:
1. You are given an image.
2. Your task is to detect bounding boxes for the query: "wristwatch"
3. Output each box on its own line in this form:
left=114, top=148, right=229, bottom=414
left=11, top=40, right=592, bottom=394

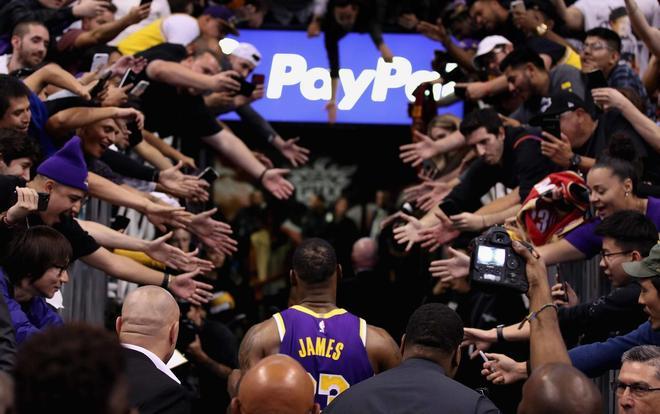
left=536, top=23, right=548, bottom=36
left=569, top=153, right=582, bottom=170
left=496, top=324, right=506, bottom=343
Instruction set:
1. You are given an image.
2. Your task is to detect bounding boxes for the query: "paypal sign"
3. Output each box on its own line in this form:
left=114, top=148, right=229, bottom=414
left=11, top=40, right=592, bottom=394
left=219, top=30, right=463, bottom=125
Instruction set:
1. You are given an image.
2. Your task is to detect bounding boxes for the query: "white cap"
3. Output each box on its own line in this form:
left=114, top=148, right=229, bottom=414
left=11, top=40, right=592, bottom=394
left=230, top=42, right=261, bottom=67
left=473, top=35, right=512, bottom=69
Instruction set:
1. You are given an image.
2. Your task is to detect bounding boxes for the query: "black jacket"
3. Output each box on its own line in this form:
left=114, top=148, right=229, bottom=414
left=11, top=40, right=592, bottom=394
left=324, top=357, right=500, bottom=414
left=0, top=293, right=15, bottom=372
left=446, top=126, right=558, bottom=212
left=123, top=347, right=191, bottom=414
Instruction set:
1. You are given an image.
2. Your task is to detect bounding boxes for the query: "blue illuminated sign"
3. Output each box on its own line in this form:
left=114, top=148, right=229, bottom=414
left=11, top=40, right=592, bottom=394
left=219, top=30, right=464, bottom=125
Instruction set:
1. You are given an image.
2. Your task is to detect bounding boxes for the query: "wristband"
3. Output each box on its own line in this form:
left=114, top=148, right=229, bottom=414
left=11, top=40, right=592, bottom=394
left=161, top=272, right=171, bottom=289
left=526, top=360, right=532, bottom=377
left=517, top=303, right=558, bottom=329
left=496, top=324, right=506, bottom=343
left=258, top=168, right=269, bottom=185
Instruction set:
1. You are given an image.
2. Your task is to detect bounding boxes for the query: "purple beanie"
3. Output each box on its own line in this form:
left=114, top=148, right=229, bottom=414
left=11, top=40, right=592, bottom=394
left=36, top=136, right=88, bottom=192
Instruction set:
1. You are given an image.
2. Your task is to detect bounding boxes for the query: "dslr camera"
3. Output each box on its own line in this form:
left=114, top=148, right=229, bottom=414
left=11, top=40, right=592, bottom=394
left=470, top=226, right=528, bottom=292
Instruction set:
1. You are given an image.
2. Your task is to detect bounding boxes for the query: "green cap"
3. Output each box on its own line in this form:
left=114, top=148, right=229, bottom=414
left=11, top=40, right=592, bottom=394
left=623, top=243, right=660, bottom=278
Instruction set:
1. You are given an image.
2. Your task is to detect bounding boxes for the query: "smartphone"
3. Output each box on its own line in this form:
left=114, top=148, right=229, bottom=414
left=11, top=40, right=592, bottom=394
left=119, top=69, right=137, bottom=88
left=9, top=190, right=50, bottom=211
left=197, top=167, right=219, bottom=184
left=586, top=70, right=608, bottom=90
left=439, top=200, right=462, bottom=217
left=111, top=215, right=131, bottom=232
left=478, top=350, right=489, bottom=364
left=555, top=273, right=569, bottom=303
left=139, top=0, right=152, bottom=4
left=90, top=53, right=109, bottom=73
left=252, top=74, right=265, bottom=85
left=510, top=0, right=526, bottom=13
left=89, top=70, right=113, bottom=99
left=238, top=77, right=256, bottom=96
left=129, top=80, right=150, bottom=97
left=541, top=115, right=561, bottom=138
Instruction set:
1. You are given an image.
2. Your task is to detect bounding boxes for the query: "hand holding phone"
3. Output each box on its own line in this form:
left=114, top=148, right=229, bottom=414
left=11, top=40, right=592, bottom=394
left=197, top=167, right=219, bottom=184
left=91, top=53, right=109, bottom=73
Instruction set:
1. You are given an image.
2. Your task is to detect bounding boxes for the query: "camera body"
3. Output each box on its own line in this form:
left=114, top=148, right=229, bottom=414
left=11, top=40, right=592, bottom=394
left=470, top=226, right=528, bottom=292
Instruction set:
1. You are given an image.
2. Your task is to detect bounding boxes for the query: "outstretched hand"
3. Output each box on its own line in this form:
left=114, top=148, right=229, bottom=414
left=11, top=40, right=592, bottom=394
left=400, top=130, right=440, bottom=167
left=429, top=247, right=470, bottom=281
left=481, top=353, right=528, bottom=385
left=188, top=208, right=238, bottom=256
left=169, top=269, right=214, bottom=305
left=261, top=168, right=294, bottom=200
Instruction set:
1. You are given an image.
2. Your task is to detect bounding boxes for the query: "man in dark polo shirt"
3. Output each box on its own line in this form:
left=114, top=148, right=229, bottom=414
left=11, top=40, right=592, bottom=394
left=0, top=137, right=211, bottom=303
left=324, top=303, right=500, bottom=414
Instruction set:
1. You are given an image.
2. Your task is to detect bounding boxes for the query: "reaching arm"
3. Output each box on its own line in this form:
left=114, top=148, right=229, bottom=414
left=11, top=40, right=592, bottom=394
left=73, top=4, right=150, bottom=49
left=142, top=129, right=196, bottom=169
left=132, top=140, right=174, bottom=170
left=514, top=242, right=571, bottom=368
left=81, top=247, right=211, bottom=304
left=146, top=61, right=240, bottom=93
left=549, top=0, right=584, bottom=32
left=201, top=129, right=294, bottom=200
left=23, top=63, right=88, bottom=97
left=536, top=239, right=586, bottom=265
left=625, top=0, right=660, bottom=58
left=87, top=172, right=191, bottom=230
left=46, top=106, right=142, bottom=136
left=592, top=88, right=660, bottom=152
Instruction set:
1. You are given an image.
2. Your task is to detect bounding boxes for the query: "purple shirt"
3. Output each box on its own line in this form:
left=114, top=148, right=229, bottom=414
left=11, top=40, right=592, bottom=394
left=274, top=305, right=374, bottom=409
left=564, top=197, right=660, bottom=258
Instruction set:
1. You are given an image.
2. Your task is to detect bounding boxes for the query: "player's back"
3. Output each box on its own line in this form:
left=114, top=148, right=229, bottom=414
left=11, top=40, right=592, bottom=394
left=273, top=305, right=374, bottom=409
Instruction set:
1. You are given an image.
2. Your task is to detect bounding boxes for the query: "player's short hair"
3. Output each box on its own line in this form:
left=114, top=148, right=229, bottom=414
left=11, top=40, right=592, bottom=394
left=459, top=107, right=502, bottom=137
left=404, top=303, right=464, bottom=355
left=586, top=27, right=622, bottom=54
left=292, top=238, right=338, bottom=284
left=0, top=128, right=40, bottom=165
left=622, top=345, right=660, bottom=380
left=499, top=46, right=546, bottom=73
left=595, top=211, right=658, bottom=257
left=11, top=21, right=47, bottom=39
left=0, top=75, right=30, bottom=119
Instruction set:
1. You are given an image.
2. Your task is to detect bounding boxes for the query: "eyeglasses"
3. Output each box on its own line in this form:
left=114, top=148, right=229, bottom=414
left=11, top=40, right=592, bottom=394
left=582, top=42, right=612, bottom=53
left=600, top=250, right=632, bottom=261
left=611, top=380, right=660, bottom=397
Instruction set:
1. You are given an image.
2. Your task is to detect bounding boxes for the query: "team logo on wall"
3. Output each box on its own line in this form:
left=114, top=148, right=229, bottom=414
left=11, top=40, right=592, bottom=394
left=289, top=158, right=357, bottom=204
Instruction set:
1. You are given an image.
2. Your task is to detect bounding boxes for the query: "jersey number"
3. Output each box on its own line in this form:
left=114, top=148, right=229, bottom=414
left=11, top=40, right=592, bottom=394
left=309, top=373, right=350, bottom=405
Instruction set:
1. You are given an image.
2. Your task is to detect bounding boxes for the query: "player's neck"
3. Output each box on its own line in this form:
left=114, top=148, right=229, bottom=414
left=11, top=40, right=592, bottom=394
left=297, top=292, right=337, bottom=313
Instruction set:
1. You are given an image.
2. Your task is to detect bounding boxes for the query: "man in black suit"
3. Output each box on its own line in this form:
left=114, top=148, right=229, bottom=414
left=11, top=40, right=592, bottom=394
left=116, top=286, right=190, bottom=414
left=324, top=303, right=500, bottom=414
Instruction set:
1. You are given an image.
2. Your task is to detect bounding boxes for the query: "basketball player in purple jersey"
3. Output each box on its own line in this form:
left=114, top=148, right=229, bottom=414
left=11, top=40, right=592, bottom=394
left=236, top=238, right=401, bottom=410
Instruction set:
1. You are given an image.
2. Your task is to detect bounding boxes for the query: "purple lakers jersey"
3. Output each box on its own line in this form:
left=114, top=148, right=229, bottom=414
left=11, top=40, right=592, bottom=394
left=273, top=305, right=374, bottom=409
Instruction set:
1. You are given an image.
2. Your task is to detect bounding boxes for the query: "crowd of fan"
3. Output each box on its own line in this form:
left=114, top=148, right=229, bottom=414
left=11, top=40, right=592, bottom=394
left=0, top=0, right=659, bottom=413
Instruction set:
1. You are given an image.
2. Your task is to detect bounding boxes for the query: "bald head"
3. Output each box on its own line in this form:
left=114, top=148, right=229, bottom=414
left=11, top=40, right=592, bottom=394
left=351, top=237, right=378, bottom=270
left=518, top=363, right=602, bottom=414
left=232, top=355, right=319, bottom=414
left=116, top=286, right=180, bottom=361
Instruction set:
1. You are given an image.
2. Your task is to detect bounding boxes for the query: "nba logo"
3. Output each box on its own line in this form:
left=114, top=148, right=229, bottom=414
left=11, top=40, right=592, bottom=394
left=319, top=321, right=325, bottom=333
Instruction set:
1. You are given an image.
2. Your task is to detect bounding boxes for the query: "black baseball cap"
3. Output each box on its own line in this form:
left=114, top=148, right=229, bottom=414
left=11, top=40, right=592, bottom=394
left=530, top=91, right=594, bottom=127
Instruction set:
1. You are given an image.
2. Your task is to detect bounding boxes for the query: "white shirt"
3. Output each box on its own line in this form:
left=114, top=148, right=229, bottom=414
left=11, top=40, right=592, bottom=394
left=109, top=0, right=171, bottom=46
left=573, top=0, right=658, bottom=30
left=122, top=343, right=181, bottom=384
left=0, top=54, right=10, bottom=74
